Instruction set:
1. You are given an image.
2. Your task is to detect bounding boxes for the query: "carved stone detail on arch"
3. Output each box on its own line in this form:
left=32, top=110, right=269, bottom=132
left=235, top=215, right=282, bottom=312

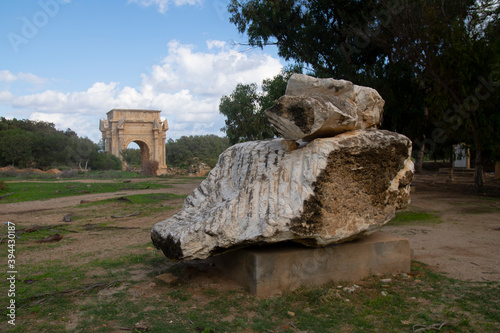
left=100, top=109, right=168, bottom=175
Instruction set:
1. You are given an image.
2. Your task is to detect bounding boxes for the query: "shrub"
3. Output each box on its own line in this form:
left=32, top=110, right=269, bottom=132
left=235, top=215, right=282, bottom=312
left=90, top=152, right=122, bottom=170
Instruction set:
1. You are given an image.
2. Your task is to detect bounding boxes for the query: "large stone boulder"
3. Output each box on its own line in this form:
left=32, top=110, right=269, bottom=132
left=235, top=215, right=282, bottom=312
left=265, top=74, right=384, bottom=141
left=151, top=130, right=414, bottom=260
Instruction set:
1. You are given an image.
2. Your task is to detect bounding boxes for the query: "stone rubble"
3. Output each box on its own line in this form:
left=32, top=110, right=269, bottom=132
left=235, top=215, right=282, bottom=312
left=265, top=74, right=384, bottom=141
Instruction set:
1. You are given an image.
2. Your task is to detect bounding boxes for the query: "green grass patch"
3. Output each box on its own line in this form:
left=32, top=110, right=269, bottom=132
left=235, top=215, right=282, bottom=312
left=173, top=176, right=208, bottom=180
left=481, top=197, right=500, bottom=203
left=75, top=192, right=186, bottom=218
left=0, top=224, right=78, bottom=256
left=460, top=206, right=500, bottom=214
left=160, top=176, right=208, bottom=184
left=387, top=209, right=441, bottom=226
left=75, top=170, right=152, bottom=180
left=80, top=193, right=186, bottom=207
left=16, top=226, right=75, bottom=243
left=0, top=181, right=172, bottom=203
left=0, top=170, right=149, bottom=181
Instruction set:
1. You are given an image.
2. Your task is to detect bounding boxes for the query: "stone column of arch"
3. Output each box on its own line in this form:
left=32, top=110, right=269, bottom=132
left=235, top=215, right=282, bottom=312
left=99, top=109, right=168, bottom=175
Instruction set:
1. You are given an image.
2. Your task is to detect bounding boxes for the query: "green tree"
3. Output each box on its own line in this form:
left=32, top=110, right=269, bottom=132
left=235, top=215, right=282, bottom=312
left=121, top=148, right=142, bottom=167
left=260, top=65, right=301, bottom=110
left=220, top=83, right=272, bottom=144
left=486, top=7, right=500, bottom=163
left=228, top=0, right=499, bottom=191
left=219, top=66, right=301, bottom=145
left=0, top=117, right=57, bottom=134
left=372, top=0, right=498, bottom=189
left=89, top=151, right=122, bottom=170
left=32, top=132, right=70, bottom=169
left=165, top=135, right=230, bottom=168
left=0, top=117, right=121, bottom=171
left=228, top=0, right=433, bottom=169
left=0, top=129, right=35, bottom=167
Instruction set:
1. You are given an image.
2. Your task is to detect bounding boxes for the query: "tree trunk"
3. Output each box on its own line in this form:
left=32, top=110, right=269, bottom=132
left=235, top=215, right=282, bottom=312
left=474, top=147, right=484, bottom=192
left=449, top=145, right=454, bottom=181
left=470, top=118, right=484, bottom=192
left=414, top=140, right=425, bottom=174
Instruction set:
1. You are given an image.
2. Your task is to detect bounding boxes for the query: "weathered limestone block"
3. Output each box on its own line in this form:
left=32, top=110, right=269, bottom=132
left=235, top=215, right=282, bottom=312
left=151, top=130, right=414, bottom=260
left=265, top=74, right=384, bottom=141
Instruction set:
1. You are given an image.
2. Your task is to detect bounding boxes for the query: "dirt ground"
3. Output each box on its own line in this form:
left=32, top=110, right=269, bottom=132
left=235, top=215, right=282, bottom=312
left=383, top=172, right=500, bottom=282
left=2, top=173, right=499, bottom=283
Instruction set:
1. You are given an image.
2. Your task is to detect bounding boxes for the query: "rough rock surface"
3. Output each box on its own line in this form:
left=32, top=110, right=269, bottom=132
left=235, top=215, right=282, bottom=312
left=265, top=74, right=384, bottom=141
left=151, top=130, right=414, bottom=260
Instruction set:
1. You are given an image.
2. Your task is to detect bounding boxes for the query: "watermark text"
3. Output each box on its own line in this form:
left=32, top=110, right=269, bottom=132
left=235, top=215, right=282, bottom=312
left=6, top=221, right=17, bottom=326
left=7, top=0, right=70, bottom=54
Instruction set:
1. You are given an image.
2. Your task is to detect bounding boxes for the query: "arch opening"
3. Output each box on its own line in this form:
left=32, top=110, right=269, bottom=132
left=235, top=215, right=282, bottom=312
left=122, top=140, right=151, bottom=173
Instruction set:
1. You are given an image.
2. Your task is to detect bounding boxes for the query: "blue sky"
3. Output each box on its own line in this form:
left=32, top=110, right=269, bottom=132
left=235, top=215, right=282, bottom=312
left=0, top=0, right=284, bottom=144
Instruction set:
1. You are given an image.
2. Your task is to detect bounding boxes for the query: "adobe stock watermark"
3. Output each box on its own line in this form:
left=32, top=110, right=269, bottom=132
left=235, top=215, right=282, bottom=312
left=414, top=74, right=499, bottom=157
left=5, top=222, right=17, bottom=326
left=7, top=0, right=71, bottom=54
left=212, top=0, right=230, bottom=22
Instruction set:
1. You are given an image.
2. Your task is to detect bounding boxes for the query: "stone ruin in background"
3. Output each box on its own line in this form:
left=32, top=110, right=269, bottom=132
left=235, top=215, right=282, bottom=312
left=100, top=109, right=169, bottom=175
left=151, top=74, right=414, bottom=262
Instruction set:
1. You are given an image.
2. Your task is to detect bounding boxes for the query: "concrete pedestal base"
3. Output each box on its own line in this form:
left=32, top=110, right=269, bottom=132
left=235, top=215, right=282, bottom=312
left=212, top=232, right=410, bottom=298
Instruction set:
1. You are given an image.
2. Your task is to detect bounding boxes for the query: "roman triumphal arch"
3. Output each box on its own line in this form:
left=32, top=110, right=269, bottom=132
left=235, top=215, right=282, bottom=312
left=99, top=109, right=168, bottom=175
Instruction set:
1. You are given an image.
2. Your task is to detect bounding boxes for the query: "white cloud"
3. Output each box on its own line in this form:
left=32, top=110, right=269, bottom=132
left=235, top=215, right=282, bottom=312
left=13, top=82, right=120, bottom=113
left=128, top=0, right=203, bottom=13
left=8, top=40, right=283, bottom=142
left=29, top=112, right=100, bottom=143
left=144, top=40, right=282, bottom=97
left=206, top=40, right=226, bottom=50
left=0, top=91, right=14, bottom=103
left=0, top=70, right=49, bottom=88
left=0, top=70, right=17, bottom=83
left=17, top=73, right=49, bottom=87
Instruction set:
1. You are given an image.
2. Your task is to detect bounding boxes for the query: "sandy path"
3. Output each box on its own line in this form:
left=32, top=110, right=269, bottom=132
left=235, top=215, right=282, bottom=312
left=382, top=175, right=500, bottom=282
